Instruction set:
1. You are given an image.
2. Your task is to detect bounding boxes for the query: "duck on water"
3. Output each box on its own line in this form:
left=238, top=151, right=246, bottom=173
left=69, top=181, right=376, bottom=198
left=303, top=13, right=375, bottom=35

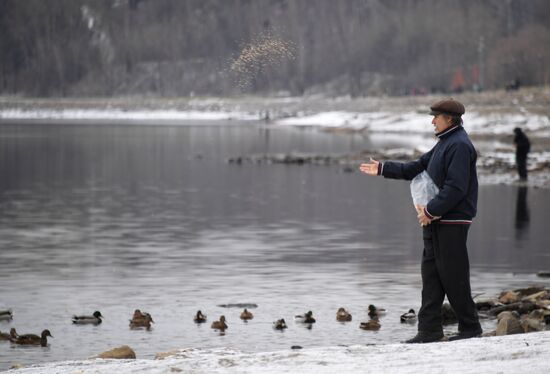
left=72, top=311, right=103, bottom=325
left=211, top=315, right=228, bottom=330
left=0, top=309, right=13, bottom=321
left=194, top=310, right=207, bottom=323
left=0, top=328, right=18, bottom=341
left=295, top=311, right=316, bottom=324
left=129, top=309, right=154, bottom=330
left=336, top=307, right=352, bottom=322
left=11, top=330, right=53, bottom=347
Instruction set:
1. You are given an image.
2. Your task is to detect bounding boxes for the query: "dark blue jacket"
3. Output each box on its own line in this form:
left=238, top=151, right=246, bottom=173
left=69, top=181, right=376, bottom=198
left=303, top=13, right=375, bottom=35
left=381, top=125, right=478, bottom=223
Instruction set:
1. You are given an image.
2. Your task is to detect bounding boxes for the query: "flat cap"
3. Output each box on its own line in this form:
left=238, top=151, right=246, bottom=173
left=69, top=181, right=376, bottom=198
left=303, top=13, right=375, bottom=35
left=429, top=98, right=465, bottom=116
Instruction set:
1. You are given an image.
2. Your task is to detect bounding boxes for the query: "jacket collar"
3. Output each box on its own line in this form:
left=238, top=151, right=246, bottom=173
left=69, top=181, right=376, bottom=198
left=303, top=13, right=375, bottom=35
left=436, top=124, right=461, bottom=139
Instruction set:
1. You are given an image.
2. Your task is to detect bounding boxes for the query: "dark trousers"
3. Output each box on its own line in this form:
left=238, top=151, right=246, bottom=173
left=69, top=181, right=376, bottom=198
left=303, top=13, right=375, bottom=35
left=418, top=223, right=481, bottom=334
left=516, top=152, right=528, bottom=180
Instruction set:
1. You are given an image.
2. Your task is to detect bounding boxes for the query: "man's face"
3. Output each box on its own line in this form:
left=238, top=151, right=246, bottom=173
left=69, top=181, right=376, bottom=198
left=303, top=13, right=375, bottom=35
left=431, top=114, right=452, bottom=133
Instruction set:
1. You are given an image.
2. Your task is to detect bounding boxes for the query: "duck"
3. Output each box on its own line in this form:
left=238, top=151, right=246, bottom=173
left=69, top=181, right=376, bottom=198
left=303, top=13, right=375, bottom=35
left=131, top=309, right=145, bottom=320
left=194, top=310, right=207, bottom=323
left=240, top=308, right=254, bottom=320
left=0, top=310, right=13, bottom=321
left=336, top=307, right=352, bottom=322
left=368, top=304, right=386, bottom=319
left=211, top=315, right=228, bottom=330
left=400, top=308, right=417, bottom=323
left=12, top=330, right=53, bottom=347
left=0, top=328, right=18, bottom=341
left=273, top=318, right=287, bottom=330
left=295, top=311, right=316, bottom=323
left=360, top=319, right=381, bottom=331
left=129, top=309, right=154, bottom=329
left=72, top=310, right=103, bottom=325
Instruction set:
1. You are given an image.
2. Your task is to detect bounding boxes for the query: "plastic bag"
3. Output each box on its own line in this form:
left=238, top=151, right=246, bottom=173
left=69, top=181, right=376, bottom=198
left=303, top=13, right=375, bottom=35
left=410, top=171, right=439, bottom=207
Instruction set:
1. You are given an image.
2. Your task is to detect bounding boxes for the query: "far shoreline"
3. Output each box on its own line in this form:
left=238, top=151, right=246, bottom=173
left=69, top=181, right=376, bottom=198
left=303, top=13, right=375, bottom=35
left=1, top=85, right=549, bottom=115
left=1, top=89, right=549, bottom=189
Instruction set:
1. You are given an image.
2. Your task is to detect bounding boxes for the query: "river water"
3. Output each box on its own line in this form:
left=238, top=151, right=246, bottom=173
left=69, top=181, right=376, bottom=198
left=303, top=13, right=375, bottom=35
left=0, top=122, right=548, bottom=369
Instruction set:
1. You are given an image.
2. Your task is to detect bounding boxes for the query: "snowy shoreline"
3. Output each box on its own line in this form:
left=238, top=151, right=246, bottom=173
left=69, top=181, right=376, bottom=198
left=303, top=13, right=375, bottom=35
left=7, top=331, right=550, bottom=373
left=1, top=105, right=549, bottom=136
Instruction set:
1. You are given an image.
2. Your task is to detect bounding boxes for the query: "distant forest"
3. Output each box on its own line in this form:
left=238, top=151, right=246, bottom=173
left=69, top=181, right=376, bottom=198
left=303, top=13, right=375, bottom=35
left=1, top=0, right=549, bottom=97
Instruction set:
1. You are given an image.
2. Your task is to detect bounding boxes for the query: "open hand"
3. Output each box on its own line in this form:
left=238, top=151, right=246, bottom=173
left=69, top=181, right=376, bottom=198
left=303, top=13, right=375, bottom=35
left=359, top=158, right=380, bottom=176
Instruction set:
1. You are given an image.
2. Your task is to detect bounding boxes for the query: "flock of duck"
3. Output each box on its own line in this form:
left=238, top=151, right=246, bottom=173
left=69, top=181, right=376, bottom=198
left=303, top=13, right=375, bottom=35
left=0, top=310, right=52, bottom=347
left=1, top=305, right=417, bottom=347
left=196, top=305, right=417, bottom=332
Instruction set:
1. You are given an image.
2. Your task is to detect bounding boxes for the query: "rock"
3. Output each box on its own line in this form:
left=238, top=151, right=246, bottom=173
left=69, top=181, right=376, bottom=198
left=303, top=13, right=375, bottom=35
left=536, top=271, right=550, bottom=278
left=514, top=286, right=545, bottom=297
left=155, top=350, right=180, bottom=360
left=517, top=301, right=537, bottom=314
left=522, top=291, right=548, bottom=303
left=521, top=317, right=545, bottom=333
left=496, top=311, right=518, bottom=321
left=97, top=345, right=136, bottom=359
left=499, top=291, right=520, bottom=304
left=527, top=309, right=546, bottom=321
left=475, top=298, right=500, bottom=311
left=170, top=368, right=183, bottom=373
left=488, top=302, right=522, bottom=316
left=217, top=303, right=258, bottom=309
left=496, top=313, right=523, bottom=336
left=441, top=303, right=457, bottom=325
left=522, top=309, right=550, bottom=332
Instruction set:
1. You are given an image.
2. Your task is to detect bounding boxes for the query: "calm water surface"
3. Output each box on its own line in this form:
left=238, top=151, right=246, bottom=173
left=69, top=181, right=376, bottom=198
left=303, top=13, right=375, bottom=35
left=0, top=123, right=548, bottom=369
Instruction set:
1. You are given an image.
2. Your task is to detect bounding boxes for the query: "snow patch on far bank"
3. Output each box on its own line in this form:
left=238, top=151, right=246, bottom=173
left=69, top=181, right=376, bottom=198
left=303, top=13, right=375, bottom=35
left=1, top=107, right=549, bottom=137
left=466, top=112, right=550, bottom=135
left=10, top=332, right=550, bottom=374
left=0, top=108, right=259, bottom=122
left=276, top=111, right=432, bottom=133
left=276, top=110, right=550, bottom=136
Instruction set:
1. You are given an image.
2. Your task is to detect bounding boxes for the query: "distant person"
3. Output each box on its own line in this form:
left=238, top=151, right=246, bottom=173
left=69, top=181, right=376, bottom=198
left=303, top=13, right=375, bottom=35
left=359, top=98, right=482, bottom=343
left=513, top=127, right=530, bottom=181
left=505, top=78, right=521, bottom=91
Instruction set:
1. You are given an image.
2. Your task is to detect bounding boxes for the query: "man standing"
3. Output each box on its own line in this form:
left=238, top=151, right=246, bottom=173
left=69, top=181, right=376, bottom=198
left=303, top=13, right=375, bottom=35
left=513, top=127, right=530, bottom=181
left=359, top=98, right=482, bottom=343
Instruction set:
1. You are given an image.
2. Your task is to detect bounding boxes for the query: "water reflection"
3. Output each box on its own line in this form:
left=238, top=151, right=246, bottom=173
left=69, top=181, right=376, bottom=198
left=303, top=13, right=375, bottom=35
left=515, top=186, right=530, bottom=236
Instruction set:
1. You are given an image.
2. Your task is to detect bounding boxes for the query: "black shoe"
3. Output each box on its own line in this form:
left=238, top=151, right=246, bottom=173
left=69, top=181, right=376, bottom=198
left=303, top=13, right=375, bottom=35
left=405, top=331, right=444, bottom=344
left=448, top=329, right=482, bottom=341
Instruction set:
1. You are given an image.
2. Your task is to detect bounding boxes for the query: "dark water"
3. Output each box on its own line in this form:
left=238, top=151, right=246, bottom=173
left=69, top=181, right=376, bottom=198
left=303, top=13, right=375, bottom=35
left=0, top=123, right=548, bottom=369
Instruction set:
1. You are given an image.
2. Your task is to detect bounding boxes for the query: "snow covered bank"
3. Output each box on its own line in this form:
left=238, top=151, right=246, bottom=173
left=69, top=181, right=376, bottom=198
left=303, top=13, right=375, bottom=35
left=1, top=97, right=549, bottom=138
left=0, top=108, right=259, bottom=122
left=1, top=100, right=549, bottom=137
left=9, top=332, right=550, bottom=374
left=275, top=110, right=550, bottom=136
